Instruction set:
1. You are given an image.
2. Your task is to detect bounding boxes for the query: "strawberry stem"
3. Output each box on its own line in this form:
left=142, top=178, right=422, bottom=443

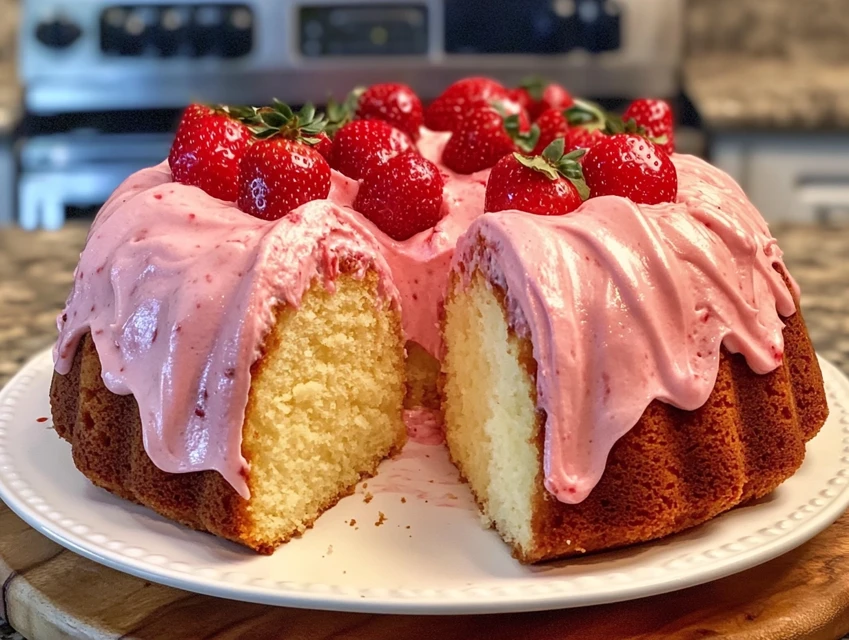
left=513, top=138, right=589, bottom=200
left=230, top=100, right=329, bottom=145
left=324, top=89, right=361, bottom=137
left=519, top=74, right=548, bottom=103
left=493, top=101, right=541, bottom=153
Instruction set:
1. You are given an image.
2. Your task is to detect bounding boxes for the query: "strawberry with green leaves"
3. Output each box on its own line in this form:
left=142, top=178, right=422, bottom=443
left=235, top=101, right=332, bottom=221
left=485, top=138, right=587, bottom=215
left=442, top=106, right=538, bottom=175
left=510, top=75, right=574, bottom=120
left=168, top=104, right=253, bottom=202
left=562, top=99, right=612, bottom=153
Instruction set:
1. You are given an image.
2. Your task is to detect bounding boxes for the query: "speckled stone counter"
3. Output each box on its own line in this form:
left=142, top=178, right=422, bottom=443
left=685, top=0, right=849, bottom=130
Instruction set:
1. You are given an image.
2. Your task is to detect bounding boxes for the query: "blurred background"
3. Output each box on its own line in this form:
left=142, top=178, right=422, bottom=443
left=0, top=0, right=847, bottom=229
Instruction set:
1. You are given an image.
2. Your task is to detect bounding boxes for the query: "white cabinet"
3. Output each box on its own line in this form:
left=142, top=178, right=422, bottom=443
left=711, top=133, right=849, bottom=224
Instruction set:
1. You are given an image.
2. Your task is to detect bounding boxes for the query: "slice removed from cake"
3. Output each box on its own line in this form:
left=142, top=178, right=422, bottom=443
left=53, top=269, right=406, bottom=553
left=239, top=269, right=406, bottom=551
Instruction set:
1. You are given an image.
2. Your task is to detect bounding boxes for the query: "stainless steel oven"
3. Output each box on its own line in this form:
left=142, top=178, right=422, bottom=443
left=16, top=0, right=685, bottom=228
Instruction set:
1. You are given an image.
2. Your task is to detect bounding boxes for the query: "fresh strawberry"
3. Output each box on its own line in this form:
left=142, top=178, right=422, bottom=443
left=356, top=83, right=424, bottom=140
left=239, top=140, right=330, bottom=221
left=236, top=101, right=331, bottom=220
left=168, top=104, right=253, bottom=202
left=441, top=106, right=536, bottom=175
left=623, top=98, right=675, bottom=155
left=354, top=152, right=445, bottom=241
left=582, top=134, right=677, bottom=205
left=314, top=132, right=333, bottom=161
left=562, top=99, right=610, bottom=153
left=506, top=87, right=533, bottom=113
left=512, top=76, right=574, bottom=120
left=330, top=119, right=414, bottom=181
left=424, top=77, right=508, bottom=132
left=485, top=139, right=586, bottom=215
left=565, top=126, right=606, bottom=153
left=532, top=108, right=570, bottom=154
left=177, top=103, right=213, bottom=126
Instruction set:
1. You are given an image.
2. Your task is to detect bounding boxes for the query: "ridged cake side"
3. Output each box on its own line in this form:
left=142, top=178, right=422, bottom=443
left=51, top=333, right=254, bottom=547
left=441, top=271, right=829, bottom=564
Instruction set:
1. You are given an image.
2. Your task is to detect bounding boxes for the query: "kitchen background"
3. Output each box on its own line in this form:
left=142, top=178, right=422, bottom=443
left=0, top=0, right=846, bottom=230
left=0, top=3, right=847, bottom=638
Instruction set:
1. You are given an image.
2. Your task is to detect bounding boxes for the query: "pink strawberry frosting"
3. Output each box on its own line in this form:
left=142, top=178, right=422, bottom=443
left=54, top=126, right=797, bottom=505
left=53, top=163, right=401, bottom=499
left=451, top=154, right=798, bottom=504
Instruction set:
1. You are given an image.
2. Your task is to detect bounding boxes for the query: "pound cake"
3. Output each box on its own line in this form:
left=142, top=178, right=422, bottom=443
left=50, top=78, right=828, bottom=560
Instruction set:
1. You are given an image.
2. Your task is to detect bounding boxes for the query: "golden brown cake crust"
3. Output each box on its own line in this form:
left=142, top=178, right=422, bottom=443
left=50, top=286, right=407, bottom=555
left=524, top=301, right=826, bottom=564
left=441, top=268, right=829, bottom=564
left=50, top=334, right=266, bottom=550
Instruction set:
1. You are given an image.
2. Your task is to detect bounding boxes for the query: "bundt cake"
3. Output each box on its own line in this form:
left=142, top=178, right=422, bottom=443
left=49, top=78, right=828, bottom=561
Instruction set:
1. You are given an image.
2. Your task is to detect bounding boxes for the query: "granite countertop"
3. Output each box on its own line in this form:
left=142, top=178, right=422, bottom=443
left=684, top=0, right=849, bottom=131
left=684, top=57, right=849, bottom=131
left=0, top=222, right=847, bottom=640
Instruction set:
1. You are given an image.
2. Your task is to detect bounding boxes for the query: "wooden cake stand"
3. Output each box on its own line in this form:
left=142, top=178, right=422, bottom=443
left=1, top=501, right=848, bottom=640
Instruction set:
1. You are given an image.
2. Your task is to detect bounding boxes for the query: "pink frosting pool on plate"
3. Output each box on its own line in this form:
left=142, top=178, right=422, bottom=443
left=452, top=154, right=798, bottom=504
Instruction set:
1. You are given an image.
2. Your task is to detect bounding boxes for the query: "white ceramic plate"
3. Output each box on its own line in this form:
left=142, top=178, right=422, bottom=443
left=1, top=349, right=848, bottom=614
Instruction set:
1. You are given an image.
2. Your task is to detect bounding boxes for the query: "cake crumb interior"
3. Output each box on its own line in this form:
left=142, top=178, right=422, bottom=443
left=442, top=271, right=539, bottom=555
left=242, top=272, right=405, bottom=549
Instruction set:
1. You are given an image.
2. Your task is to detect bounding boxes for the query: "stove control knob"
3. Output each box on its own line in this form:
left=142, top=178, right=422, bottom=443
left=35, top=15, right=83, bottom=49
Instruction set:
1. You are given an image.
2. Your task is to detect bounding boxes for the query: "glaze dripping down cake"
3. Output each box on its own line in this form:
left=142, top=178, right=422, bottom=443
left=441, top=156, right=828, bottom=563
left=51, top=168, right=406, bottom=553
left=50, top=78, right=828, bottom=561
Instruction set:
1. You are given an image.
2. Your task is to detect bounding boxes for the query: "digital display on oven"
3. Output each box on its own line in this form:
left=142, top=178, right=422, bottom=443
left=299, top=4, right=428, bottom=57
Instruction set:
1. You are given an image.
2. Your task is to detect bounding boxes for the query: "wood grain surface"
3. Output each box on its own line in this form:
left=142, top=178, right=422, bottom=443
left=1, top=502, right=848, bottom=640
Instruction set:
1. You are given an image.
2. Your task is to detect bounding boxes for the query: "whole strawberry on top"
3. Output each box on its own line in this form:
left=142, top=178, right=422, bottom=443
left=562, top=99, right=611, bottom=153
left=442, top=105, right=537, bottom=175
left=623, top=98, right=675, bottom=155
left=532, top=107, right=570, bottom=154
left=168, top=104, right=253, bottom=202
left=424, top=77, right=509, bottom=132
left=355, top=83, right=424, bottom=141
left=485, top=138, right=587, bottom=216
left=355, top=152, right=445, bottom=241
left=510, top=76, right=574, bottom=120
left=582, top=134, right=677, bottom=205
left=236, top=101, right=332, bottom=221
left=331, top=119, right=414, bottom=181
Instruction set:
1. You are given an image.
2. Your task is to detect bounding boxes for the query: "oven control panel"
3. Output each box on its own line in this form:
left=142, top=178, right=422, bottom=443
left=298, top=5, right=428, bottom=57
left=98, top=4, right=254, bottom=57
left=19, top=0, right=684, bottom=114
